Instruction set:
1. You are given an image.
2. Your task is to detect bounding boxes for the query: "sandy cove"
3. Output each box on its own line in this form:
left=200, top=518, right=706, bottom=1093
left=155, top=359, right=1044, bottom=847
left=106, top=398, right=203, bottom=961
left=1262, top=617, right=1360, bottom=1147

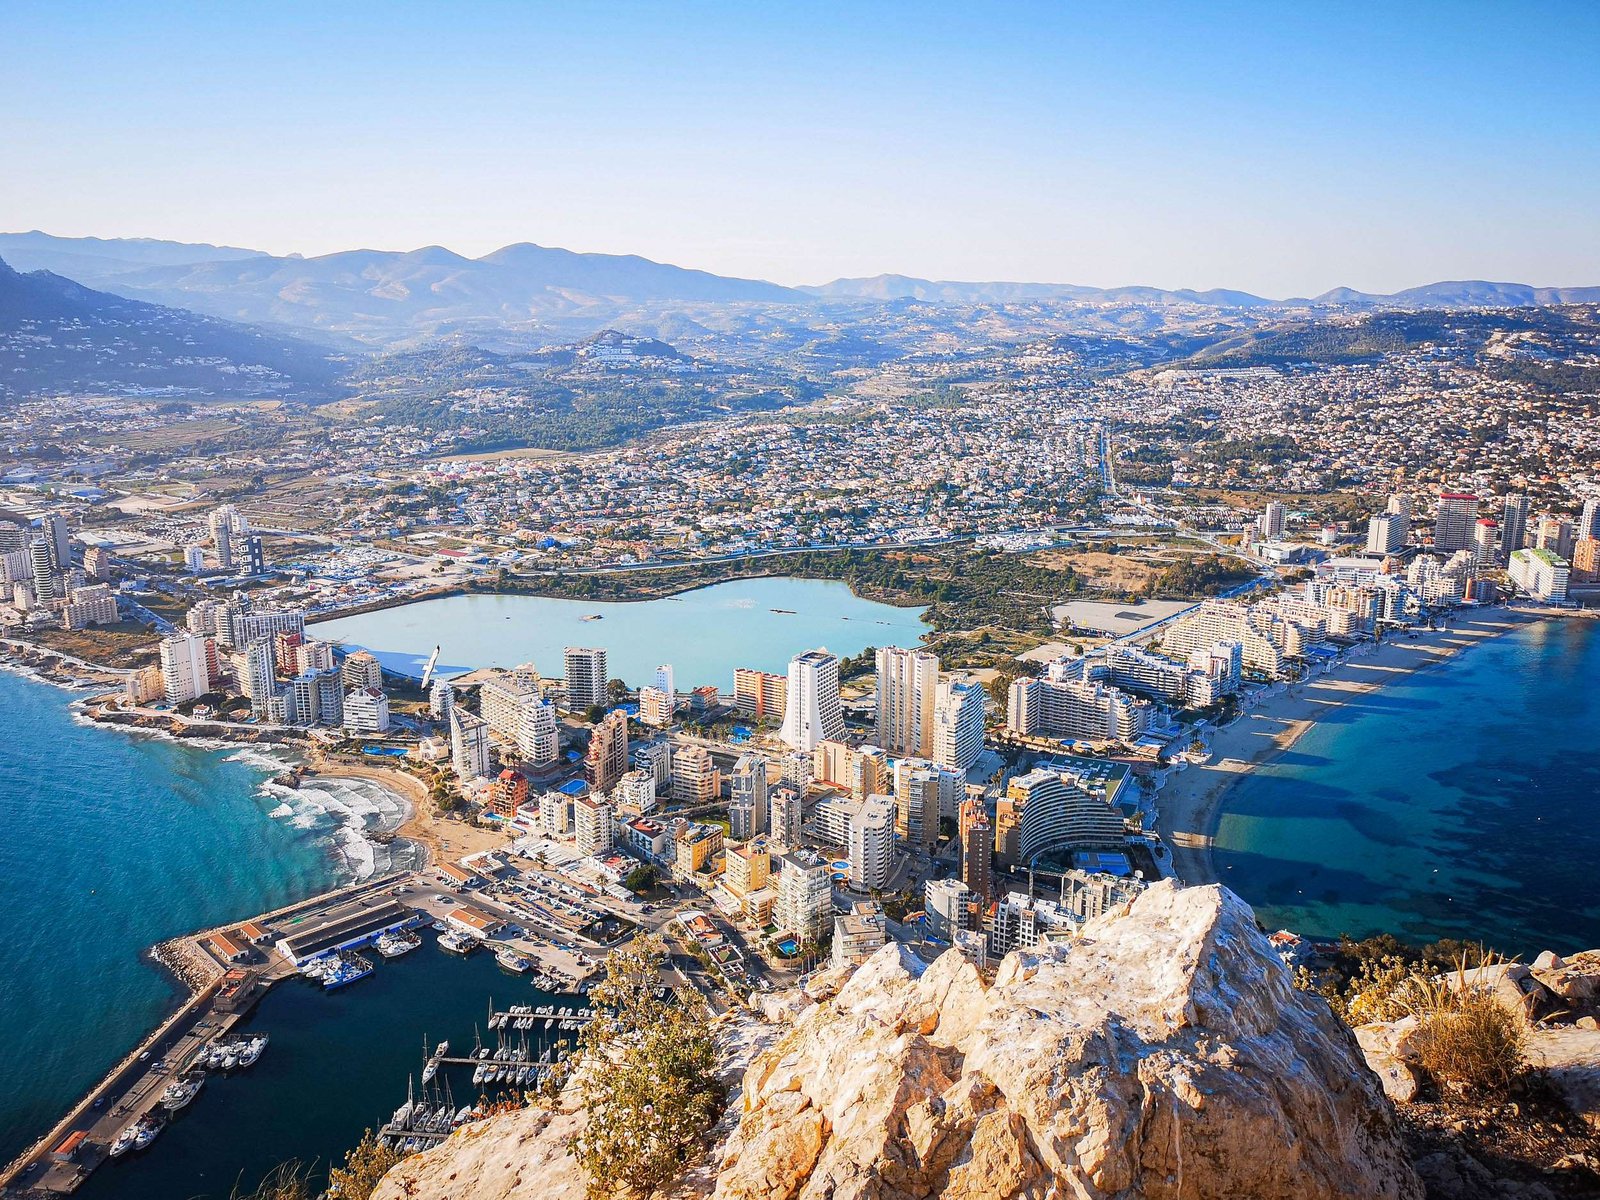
left=300, top=755, right=512, bottom=867
left=1154, top=607, right=1547, bottom=888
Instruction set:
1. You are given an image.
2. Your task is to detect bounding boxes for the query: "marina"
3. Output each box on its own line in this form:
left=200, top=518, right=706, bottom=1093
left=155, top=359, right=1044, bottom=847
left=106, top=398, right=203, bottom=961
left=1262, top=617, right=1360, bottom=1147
left=0, top=859, right=612, bottom=1199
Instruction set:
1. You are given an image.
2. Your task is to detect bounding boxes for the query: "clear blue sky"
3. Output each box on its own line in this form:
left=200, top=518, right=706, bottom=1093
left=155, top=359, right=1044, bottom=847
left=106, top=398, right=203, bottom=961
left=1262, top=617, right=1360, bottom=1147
left=4, top=1, right=1598, bottom=295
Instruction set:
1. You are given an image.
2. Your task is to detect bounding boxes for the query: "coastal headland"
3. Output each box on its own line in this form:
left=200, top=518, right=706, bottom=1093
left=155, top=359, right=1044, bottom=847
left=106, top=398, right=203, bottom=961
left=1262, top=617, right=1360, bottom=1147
left=1153, top=606, right=1552, bottom=888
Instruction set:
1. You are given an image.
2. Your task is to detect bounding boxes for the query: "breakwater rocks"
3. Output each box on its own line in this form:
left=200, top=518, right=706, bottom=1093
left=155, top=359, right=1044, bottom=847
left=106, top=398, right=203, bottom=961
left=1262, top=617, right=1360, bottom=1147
left=151, top=936, right=226, bottom=994
left=87, top=705, right=310, bottom=745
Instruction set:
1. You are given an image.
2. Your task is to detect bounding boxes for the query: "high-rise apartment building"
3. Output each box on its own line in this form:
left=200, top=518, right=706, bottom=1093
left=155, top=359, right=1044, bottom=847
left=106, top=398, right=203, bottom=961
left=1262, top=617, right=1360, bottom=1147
left=653, top=664, right=674, bottom=702
left=1260, top=501, right=1286, bottom=539
left=239, top=639, right=277, bottom=714
left=1365, top=512, right=1407, bottom=555
left=43, top=512, right=71, bottom=571
left=584, top=710, right=630, bottom=792
left=774, top=851, right=831, bottom=945
left=931, top=679, right=986, bottom=771
left=892, top=764, right=940, bottom=854
left=1006, top=664, right=1152, bottom=743
left=563, top=647, right=608, bottom=711
left=517, top=697, right=560, bottom=765
left=1580, top=497, right=1600, bottom=543
left=637, top=685, right=673, bottom=728
left=29, top=538, right=57, bottom=603
left=1432, top=492, right=1479, bottom=553
left=729, top=753, right=771, bottom=840
left=574, top=795, right=616, bottom=856
left=874, top=646, right=939, bottom=758
left=159, top=633, right=216, bottom=704
left=1500, top=494, right=1531, bottom=559
left=993, top=769, right=1126, bottom=869
left=848, top=795, right=895, bottom=891
left=486, top=769, right=528, bottom=820
left=1535, top=514, right=1577, bottom=560
left=340, top=650, right=384, bottom=692
left=614, top=768, right=657, bottom=813
left=208, top=506, right=237, bottom=570
left=343, top=687, right=390, bottom=734
left=429, top=680, right=454, bottom=720
left=1508, top=548, right=1570, bottom=603
left=732, top=668, right=787, bottom=719
left=778, top=650, right=845, bottom=752
left=671, top=744, right=719, bottom=806
left=82, top=544, right=111, bottom=581
left=768, top=784, right=803, bottom=848
left=1472, top=519, right=1499, bottom=567
left=450, top=709, right=494, bottom=781
left=959, top=798, right=994, bottom=903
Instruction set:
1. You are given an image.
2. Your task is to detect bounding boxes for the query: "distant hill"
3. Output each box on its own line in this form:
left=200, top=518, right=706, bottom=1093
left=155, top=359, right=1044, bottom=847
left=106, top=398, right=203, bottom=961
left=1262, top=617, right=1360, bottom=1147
left=801, top=274, right=1277, bottom=308
left=0, top=230, right=268, bottom=282
left=1309, top=280, right=1600, bottom=307
left=5, top=233, right=1595, bottom=351
left=0, top=233, right=805, bottom=345
left=0, top=255, right=345, bottom=402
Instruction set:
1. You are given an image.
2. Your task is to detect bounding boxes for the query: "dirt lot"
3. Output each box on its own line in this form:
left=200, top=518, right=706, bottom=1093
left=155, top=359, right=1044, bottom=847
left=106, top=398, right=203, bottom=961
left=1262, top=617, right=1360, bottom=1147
left=24, top=622, right=160, bottom=669
left=1028, top=549, right=1164, bottom=592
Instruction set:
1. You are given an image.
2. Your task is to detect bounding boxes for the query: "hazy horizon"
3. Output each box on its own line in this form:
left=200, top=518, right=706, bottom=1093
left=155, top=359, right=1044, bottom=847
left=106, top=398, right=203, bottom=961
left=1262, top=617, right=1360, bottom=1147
left=6, top=2, right=1599, bottom=296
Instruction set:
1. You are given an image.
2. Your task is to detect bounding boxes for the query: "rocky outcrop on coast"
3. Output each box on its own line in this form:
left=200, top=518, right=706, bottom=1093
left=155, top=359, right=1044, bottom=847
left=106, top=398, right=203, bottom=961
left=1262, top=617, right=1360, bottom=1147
left=375, top=882, right=1423, bottom=1200
left=1348, top=951, right=1600, bottom=1198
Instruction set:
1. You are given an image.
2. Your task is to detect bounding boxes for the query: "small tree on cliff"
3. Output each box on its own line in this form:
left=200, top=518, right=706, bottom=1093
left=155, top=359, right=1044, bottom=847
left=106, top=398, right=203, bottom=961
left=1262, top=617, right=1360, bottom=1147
left=326, top=1129, right=406, bottom=1199
left=568, top=935, right=724, bottom=1200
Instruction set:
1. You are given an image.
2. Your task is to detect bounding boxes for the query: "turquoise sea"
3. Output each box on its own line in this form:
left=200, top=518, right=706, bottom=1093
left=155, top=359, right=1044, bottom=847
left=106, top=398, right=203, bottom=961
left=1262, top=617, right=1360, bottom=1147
left=0, top=669, right=418, bottom=1171
left=1213, top=617, right=1600, bottom=957
left=311, top=576, right=932, bottom=686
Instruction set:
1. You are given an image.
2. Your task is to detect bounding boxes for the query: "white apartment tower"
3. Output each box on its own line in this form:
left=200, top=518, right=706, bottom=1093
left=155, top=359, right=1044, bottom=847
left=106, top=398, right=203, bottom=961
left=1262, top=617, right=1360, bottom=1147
left=158, top=633, right=214, bottom=705
left=517, top=697, right=560, bottom=765
left=931, top=678, right=986, bottom=771
left=1261, top=501, right=1286, bottom=539
left=768, top=784, right=803, bottom=849
left=450, top=709, right=494, bottom=781
left=1365, top=513, right=1407, bottom=555
left=848, top=795, right=896, bottom=891
left=778, top=650, right=845, bottom=752
left=564, top=647, right=608, bottom=711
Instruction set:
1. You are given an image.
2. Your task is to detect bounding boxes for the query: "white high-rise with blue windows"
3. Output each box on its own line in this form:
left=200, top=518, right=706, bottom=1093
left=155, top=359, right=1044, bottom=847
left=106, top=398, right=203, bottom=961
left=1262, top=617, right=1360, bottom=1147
left=778, top=649, right=844, bottom=752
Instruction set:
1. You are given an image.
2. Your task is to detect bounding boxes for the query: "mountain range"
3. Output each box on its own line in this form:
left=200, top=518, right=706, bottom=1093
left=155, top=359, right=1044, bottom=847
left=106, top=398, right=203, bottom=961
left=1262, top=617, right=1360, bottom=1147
left=3, top=232, right=1596, bottom=349
left=0, top=254, right=344, bottom=402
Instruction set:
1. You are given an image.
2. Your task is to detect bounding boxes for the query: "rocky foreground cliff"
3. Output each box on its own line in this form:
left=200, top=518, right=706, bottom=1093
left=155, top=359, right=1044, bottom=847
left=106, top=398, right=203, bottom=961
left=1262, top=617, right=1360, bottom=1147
left=375, top=882, right=1424, bottom=1200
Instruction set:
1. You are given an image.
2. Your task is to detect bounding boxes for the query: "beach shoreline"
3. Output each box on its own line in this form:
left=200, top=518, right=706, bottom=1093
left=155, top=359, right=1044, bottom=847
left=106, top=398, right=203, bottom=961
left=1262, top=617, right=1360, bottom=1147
left=301, top=756, right=511, bottom=867
left=1153, top=607, right=1552, bottom=889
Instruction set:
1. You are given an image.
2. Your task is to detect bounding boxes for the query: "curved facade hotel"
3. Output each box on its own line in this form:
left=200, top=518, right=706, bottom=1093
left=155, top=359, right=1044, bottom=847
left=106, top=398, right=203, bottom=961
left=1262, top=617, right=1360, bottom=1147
left=995, top=768, right=1126, bottom=867
left=778, top=649, right=845, bottom=752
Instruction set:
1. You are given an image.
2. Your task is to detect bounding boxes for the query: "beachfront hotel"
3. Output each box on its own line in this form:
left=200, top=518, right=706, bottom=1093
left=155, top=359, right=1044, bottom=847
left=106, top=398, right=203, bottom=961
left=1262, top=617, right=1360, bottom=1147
left=993, top=767, right=1128, bottom=869
left=1005, top=659, right=1152, bottom=743
left=1509, top=547, right=1571, bottom=603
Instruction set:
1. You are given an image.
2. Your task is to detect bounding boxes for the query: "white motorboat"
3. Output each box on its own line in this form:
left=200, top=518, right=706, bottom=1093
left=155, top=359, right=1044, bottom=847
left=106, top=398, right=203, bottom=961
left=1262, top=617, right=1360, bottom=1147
left=160, top=1075, right=204, bottom=1111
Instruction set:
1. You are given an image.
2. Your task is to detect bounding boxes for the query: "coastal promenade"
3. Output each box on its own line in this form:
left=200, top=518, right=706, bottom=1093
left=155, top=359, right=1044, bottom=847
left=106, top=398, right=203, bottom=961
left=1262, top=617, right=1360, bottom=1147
left=1153, top=607, right=1545, bottom=887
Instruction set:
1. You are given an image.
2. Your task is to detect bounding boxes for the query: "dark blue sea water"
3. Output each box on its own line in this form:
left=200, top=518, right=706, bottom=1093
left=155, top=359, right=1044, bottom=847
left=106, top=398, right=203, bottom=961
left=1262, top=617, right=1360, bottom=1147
left=0, top=670, right=416, bottom=1169
left=75, top=946, right=575, bottom=1200
left=1213, top=618, right=1600, bottom=956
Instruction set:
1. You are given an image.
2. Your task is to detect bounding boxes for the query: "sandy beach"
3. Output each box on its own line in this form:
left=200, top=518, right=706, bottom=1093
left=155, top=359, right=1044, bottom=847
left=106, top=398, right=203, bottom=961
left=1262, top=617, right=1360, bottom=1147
left=1154, top=607, right=1546, bottom=887
left=301, top=756, right=512, bottom=866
